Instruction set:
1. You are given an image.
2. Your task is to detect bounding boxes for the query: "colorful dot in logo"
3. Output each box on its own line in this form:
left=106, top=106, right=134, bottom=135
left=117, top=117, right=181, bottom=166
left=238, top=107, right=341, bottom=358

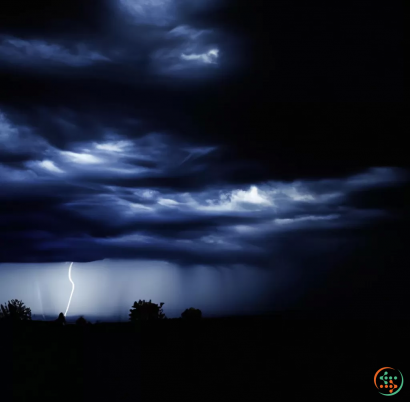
left=374, top=367, right=403, bottom=396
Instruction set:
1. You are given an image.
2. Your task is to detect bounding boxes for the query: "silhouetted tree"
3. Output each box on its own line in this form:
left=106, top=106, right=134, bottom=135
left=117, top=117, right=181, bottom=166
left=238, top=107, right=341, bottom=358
left=0, top=299, right=32, bottom=321
left=76, top=316, right=87, bottom=326
left=129, top=299, right=166, bottom=321
left=181, top=307, right=202, bottom=320
left=55, top=312, right=66, bottom=326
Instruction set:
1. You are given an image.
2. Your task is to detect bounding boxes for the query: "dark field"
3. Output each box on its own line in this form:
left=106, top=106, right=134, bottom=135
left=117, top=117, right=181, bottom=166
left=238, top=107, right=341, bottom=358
left=3, top=317, right=409, bottom=401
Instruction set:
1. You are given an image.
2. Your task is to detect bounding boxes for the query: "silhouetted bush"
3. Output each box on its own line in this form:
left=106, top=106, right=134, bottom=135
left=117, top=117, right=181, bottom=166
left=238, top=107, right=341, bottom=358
left=76, top=316, right=87, bottom=326
left=0, top=299, right=32, bottom=321
left=129, top=299, right=166, bottom=321
left=55, top=312, right=66, bottom=326
left=181, top=307, right=202, bottom=320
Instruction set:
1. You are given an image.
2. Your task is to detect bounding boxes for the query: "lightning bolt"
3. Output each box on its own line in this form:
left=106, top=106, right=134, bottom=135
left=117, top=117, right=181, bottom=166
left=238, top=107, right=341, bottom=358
left=64, top=262, right=75, bottom=317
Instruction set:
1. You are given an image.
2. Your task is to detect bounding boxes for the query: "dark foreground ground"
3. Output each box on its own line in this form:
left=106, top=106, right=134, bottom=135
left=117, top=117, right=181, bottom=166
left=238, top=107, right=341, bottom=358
left=2, top=316, right=409, bottom=401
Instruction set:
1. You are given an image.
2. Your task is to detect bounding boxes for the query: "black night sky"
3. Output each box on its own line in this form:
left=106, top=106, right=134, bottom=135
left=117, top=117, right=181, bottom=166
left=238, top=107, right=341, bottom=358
left=0, top=0, right=407, bottom=320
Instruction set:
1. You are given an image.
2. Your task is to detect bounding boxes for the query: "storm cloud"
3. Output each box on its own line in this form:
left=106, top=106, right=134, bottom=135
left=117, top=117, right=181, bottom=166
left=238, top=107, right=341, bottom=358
left=0, top=0, right=406, bottom=318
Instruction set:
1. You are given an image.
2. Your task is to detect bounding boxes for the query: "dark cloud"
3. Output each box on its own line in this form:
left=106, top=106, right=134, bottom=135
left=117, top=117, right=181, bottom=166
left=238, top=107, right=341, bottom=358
left=0, top=0, right=110, bottom=37
left=0, top=151, right=35, bottom=168
left=342, top=182, right=410, bottom=217
left=0, top=160, right=407, bottom=266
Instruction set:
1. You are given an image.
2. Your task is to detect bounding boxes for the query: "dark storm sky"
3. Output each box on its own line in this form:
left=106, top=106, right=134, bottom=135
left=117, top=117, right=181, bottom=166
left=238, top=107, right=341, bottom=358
left=0, top=0, right=407, bottom=318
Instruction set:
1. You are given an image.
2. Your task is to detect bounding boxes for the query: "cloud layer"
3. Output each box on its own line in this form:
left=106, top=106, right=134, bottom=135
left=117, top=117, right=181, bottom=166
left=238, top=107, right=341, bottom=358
left=1, top=105, right=408, bottom=267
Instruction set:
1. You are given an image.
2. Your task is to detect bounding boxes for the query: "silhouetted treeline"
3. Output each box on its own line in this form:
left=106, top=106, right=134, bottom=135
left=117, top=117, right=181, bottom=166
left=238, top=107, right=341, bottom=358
left=0, top=298, right=204, bottom=326
left=3, top=295, right=409, bottom=402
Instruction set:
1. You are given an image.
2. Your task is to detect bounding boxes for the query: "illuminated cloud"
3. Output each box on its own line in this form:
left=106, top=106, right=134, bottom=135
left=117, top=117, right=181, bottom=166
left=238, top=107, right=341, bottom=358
left=167, top=25, right=210, bottom=40
left=129, top=203, right=153, bottom=211
left=282, top=186, right=315, bottom=202
left=274, top=214, right=340, bottom=225
left=151, top=18, right=222, bottom=76
left=118, top=0, right=220, bottom=26
left=0, top=37, right=109, bottom=67
left=234, top=186, right=272, bottom=205
left=0, top=111, right=18, bottom=142
left=119, top=0, right=176, bottom=26
left=181, top=49, right=219, bottom=64
left=190, top=186, right=274, bottom=212
left=38, top=160, right=64, bottom=173
left=60, top=151, right=102, bottom=164
left=346, top=167, right=406, bottom=188
left=200, top=235, right=242, bottom=250
left=95, top=141, right=132, bottom=152
left=179, top=146, right=216, bottom=165
left=158, top=198, right=180, bottom=207
left=0, top=164, right=37, bottom=182
left=0, top=110, right=49, bottom=158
